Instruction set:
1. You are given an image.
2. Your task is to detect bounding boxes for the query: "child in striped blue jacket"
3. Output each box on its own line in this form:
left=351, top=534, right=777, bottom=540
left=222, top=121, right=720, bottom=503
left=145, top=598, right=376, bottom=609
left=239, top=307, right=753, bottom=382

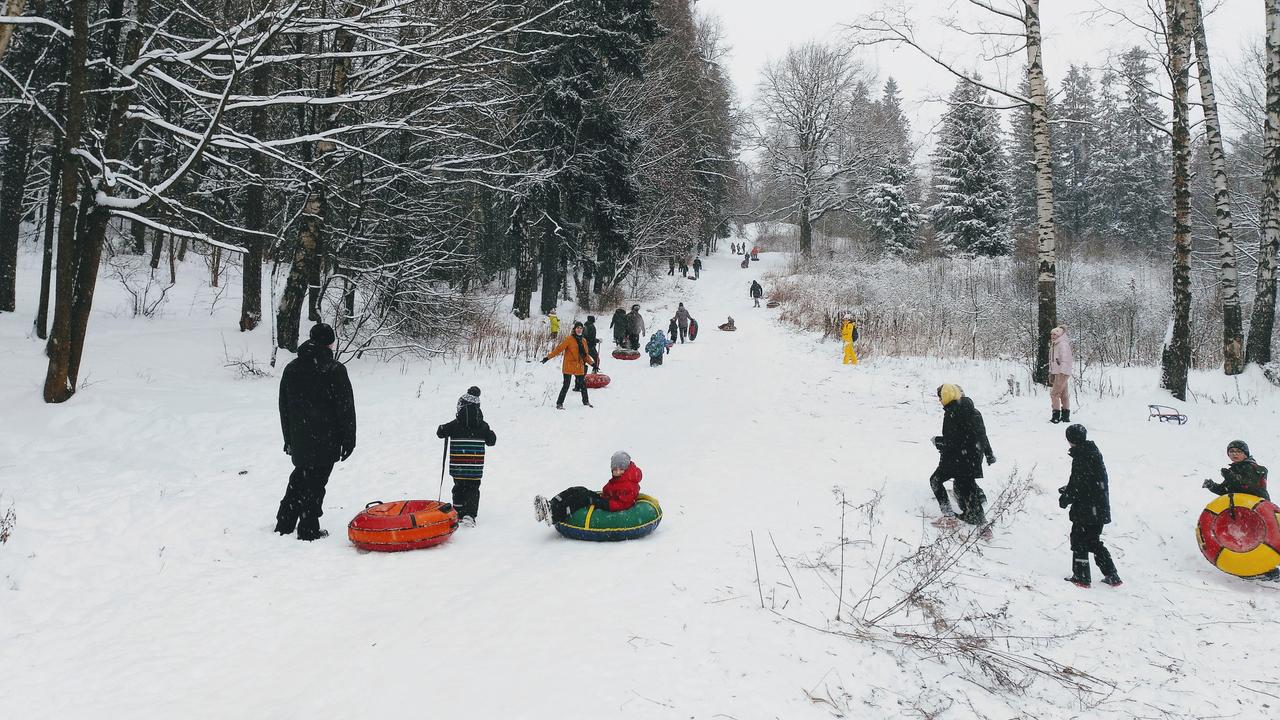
left=436, top=386, right=498, bottom=526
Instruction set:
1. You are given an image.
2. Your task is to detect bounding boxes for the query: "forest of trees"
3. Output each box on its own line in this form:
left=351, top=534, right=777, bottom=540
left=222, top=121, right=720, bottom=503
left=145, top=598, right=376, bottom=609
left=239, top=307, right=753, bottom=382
left=0, top=0, right=736, bottom=402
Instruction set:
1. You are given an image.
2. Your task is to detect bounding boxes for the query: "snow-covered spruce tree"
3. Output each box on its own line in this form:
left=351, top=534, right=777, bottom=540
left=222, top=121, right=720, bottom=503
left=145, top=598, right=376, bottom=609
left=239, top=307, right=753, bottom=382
left=930, top=78, right=1012, bottom=257
left=1086, top=49, right=1170, bottom=252
left=863, top=158, right=921, bottom=256
left=508, top=0, right=661, bottom=319
left=1053, top=64, right=1099, bottom=246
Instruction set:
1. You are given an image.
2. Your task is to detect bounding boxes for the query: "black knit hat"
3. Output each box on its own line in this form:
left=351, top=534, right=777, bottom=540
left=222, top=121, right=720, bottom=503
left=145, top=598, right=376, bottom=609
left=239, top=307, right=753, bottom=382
left=1065, top=424, right=1087, bottom=444
left=1227, top=439, right=1251, bottom=457
left=467, top=386, right=481, bottom=398
left=309, top=322, right=336, bottom=345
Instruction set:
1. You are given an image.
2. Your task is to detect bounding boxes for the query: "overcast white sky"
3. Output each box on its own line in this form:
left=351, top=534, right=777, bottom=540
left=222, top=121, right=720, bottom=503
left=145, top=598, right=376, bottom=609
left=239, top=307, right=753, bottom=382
left=697, top=0, right=1259, bottom=153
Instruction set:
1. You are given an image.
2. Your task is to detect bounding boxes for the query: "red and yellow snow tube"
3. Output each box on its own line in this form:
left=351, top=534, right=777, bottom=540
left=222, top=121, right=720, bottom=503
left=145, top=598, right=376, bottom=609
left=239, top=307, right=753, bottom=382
left=1196, top=493, right=1280, bottom=577
left=584, top=372, right=610, bottom=389
left=348, top=500, right=458, bottom=552
left=612, top=349, right=641, bottom=361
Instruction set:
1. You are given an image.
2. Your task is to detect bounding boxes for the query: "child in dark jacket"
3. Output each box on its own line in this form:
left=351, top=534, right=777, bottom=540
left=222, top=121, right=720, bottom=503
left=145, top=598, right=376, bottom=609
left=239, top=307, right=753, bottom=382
left=1058, top=424, right=1121, bottom=588
left=1203, top=440, right=1270, bottom=500
left=930, top=384, right=995, bottom=528
left=533, top=451, right=642, bottom=526
left=435, top=386, right=497, bottom=525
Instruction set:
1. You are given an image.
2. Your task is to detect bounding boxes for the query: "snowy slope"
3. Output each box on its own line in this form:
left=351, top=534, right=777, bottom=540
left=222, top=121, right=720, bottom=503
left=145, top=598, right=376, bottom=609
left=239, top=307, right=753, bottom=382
left=1, top=247, right=1277, bottom=718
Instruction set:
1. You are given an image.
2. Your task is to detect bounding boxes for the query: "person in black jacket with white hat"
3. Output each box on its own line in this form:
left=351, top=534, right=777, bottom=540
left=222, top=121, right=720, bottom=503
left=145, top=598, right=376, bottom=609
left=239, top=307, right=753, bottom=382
left=1059, top=424, right=1121, bottom=588
left=277, top=322, right=357, bottom=541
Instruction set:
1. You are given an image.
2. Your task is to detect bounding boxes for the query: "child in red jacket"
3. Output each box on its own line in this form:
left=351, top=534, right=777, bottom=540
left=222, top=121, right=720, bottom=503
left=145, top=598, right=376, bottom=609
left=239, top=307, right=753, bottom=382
left=534, top=451, right=642, bottom=525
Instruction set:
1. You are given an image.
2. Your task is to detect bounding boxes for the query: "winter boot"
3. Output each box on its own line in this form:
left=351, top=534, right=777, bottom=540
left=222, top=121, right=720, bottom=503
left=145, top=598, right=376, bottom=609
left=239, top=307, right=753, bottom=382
left=1050, top=410, right=1061, bottom=424
left=1065, top=558, right=1091, bottom=587
left=555, top=403, right=564, bottom=410
left=458, top=516, right=476, bottom=528
left=298, top=529, right=329, bottom=542
left=1100, top=574, right=1123, bottom=587
left=1061, top=409, right=1071, bottom=423
left=533, top=495, right=551, bottom=525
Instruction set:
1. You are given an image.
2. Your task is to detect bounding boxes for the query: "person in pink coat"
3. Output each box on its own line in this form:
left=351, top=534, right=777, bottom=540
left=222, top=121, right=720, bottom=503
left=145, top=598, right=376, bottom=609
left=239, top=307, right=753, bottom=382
left=1049, top=326, right=1074, bottom=423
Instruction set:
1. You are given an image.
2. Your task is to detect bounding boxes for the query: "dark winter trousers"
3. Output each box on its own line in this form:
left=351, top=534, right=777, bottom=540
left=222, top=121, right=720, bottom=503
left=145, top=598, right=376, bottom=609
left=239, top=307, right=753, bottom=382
left=557, top=373, right=589, bottom=406
left=452, top=478, right=481, bottom=519
left=276, top=463, right=334, bottom=538
left=551, top=486, right=606, bottom=524
left=649, top=353, right=663, bottom=366
left=588, top=342, right=601, bottom=372
left=930, top=471, right=986, bottom=524
left=1069, top=522, right=1117, bottom=582
left=678, top=325, right=688, bottom=342
left=625, top=332, right=640, bottom=349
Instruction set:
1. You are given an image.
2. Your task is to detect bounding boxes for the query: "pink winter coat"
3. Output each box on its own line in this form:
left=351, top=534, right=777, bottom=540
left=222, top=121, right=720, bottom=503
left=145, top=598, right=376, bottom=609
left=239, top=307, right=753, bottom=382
left=1050, top=330, right=1074, bottom=375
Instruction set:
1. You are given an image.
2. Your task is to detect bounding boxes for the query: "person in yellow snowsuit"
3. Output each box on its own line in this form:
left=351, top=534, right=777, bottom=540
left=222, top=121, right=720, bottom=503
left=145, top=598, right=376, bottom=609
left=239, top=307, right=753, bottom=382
left=548, top=310, right=561, bottom=337
left=840, top=317, right=859, bottom=365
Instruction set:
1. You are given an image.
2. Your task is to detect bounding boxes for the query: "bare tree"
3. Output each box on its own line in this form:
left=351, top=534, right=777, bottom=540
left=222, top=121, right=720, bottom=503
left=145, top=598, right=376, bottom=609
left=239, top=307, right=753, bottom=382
left=1248, top=0, right=1280, bottom=365
left=752, top=42, right=870, bottom=256
left=851, top=0, right=1059, bottom=385
left=1160, top=0, right=1193, bottom=400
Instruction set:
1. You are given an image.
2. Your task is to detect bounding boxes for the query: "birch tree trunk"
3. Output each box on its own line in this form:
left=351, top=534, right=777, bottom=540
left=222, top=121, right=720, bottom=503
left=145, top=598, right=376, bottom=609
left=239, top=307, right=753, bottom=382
left=35, top=135, right=59, bottom=340
left=1247, top=0, right=1280, bottom=365
left=1025, top=0, right=1058, bottom=386
left=1187, top=0, right=1244, bottom=374
left=276, top=13, right=355, bottom=350
left=1161, top=0, right=1194, bottom=400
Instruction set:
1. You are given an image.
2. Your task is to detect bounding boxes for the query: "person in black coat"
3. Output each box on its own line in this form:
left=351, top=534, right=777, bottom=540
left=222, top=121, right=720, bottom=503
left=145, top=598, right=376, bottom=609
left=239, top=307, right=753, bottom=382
left=1059, top=424, right=1121, bottom=587
left=436, top=387, right=498, bottom=524
left=1203, top=440, right=1270, bottom=500
left=930, top=384, right=995, bottom=526
left=583, top=315, right=601, bottom=372
left=277, top=323, right=357, bottom=541
left=749, top=280, right=763, bottom=307
left=609, top=308, right=627, bottom=346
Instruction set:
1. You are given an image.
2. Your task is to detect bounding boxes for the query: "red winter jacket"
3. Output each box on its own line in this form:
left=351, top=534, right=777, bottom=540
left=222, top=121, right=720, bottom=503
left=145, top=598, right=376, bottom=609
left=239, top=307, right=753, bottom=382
left=600, top=462, right=642, bottom=512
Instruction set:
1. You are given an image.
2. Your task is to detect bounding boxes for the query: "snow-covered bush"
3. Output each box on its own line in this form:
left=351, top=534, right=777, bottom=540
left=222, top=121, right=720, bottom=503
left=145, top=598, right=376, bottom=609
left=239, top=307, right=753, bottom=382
left=766, top=247, right=1249, bottom=373
left=0, top=494, right=14, bottom=546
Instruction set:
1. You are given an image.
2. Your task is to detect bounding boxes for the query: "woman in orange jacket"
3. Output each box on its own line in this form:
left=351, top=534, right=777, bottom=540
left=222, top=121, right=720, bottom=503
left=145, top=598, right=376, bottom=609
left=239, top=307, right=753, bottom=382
left=542, top=321, right=592, bottom=409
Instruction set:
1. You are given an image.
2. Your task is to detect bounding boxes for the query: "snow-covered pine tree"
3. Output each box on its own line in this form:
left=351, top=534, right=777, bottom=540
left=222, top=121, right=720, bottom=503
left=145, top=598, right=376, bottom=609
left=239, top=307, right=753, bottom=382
left=864, top=158, right=922, bottom=256
left=1053, top=64, right=1099, bottom=245
left=930, top=77, right=1012, bottom=256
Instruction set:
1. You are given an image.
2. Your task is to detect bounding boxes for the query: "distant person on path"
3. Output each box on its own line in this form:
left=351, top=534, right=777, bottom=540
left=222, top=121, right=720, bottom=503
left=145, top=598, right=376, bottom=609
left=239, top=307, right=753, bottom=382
left=646, top=331, right=670, bottom=366
left=534, top=451, right=642, bottom=526
left=584, top=315, right=601, bottom=372
left=625, top=304, right=645, bottom=349
left=548, top=309, right=560, bottom=338
left=277, top=322, right=356, bottom=541
left=679, top=258, right=689, bottom=278
left=436, top=386, right=497, bottom=527
left=930, top=384, right=996, bottom=530
left=1203, top=440, right=1270, bottom=500
left=668, top=257, right=676, bottom=276
left=542, top=321, right=592, bottom=410
left=668, top=317, right=678, bottom=343
left=693, top=257, right=702, bottom=279
left=609, top=308, right=627, bottom=346
left=750, top=280, right=763, bottom=307
left=840, top=315, right=859, bottom=365
left=718, top=316, right=736, bottom=331
left=1059, top=424, right=1121, bottom=588
left=1049, top=326, right=1073, bottom=423
left=675, top=302, right=691, bottom=343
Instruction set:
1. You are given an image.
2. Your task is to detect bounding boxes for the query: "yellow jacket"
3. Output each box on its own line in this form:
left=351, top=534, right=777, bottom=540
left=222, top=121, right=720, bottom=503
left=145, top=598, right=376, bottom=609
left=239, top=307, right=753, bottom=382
left=840, top=320, right=857, bottom=343
left=549, top=314, right=560, bottom=334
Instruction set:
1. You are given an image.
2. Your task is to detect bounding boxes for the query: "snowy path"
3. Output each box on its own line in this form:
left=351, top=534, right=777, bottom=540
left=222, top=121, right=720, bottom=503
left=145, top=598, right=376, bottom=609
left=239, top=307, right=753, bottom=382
left=1, top=247, right=1277, bottom=718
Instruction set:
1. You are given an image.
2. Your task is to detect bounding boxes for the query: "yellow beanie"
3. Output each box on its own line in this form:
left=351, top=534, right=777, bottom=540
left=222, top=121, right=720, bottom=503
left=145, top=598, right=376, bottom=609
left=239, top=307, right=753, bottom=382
left=937, top=383, right=963, bottom=406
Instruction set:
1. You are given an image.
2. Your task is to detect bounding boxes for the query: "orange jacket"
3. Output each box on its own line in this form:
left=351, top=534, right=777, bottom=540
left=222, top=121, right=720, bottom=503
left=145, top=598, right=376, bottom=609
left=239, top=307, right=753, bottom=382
left=546, top=334, right=588, bottom=375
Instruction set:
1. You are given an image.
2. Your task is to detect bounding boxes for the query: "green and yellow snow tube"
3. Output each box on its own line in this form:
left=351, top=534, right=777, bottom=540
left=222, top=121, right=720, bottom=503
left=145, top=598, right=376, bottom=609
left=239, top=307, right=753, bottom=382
left=554, top=494, right=662, bottom=542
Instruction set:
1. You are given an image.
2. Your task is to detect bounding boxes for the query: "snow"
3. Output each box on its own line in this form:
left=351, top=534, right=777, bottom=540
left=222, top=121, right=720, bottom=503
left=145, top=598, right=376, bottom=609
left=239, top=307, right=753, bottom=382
left=1, top=244, right=1277, bottom=718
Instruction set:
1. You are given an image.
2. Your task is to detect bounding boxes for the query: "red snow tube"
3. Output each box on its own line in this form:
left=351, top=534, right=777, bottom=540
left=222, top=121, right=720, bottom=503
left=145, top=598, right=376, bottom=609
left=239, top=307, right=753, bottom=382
left=688, top=319, right=699, bottom=341
left=1196, top=493, right=1280, bottom=577
left=348, top=500, right=458, bottom=552
left=612, top=349, right=641, bottom=361
left=584, top=372, right=611, bottom=388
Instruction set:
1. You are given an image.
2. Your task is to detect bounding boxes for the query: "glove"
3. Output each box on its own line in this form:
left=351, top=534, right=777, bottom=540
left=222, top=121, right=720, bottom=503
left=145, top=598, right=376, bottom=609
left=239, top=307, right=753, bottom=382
left=1202, top=479, right=1215, bottom=490
left=986, top=453, right=996, bottom=466
left=283, top=443, right=291, bottom=455
left=541, top=357, right=549, bottom=364
left=931, top=436, right=944, bottom=451
left=340, top=445, right=354, bottom=461
left=1059, top=494, right=1070, bottom=509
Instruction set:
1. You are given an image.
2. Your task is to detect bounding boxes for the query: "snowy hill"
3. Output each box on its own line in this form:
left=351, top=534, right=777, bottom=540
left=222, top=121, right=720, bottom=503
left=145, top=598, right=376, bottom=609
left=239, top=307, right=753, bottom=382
left=1, top=246, right=1276, bottom=718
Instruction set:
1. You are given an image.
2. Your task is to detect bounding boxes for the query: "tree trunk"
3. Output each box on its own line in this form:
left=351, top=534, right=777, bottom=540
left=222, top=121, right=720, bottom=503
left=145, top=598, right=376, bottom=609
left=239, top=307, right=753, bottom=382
left=130, top=141, right=151, bottom=254
left=41, top=0, right=90, bottom=403
left=538, top=205, right=562, bottom=315
left=1248, top=0, right=1280, bottom=366
left=239, top=58, right=267, bottom=332
left=511, top=203, right=535, bottom=319
left=798, top=197, right=813, bottom=255
left=1188, top=0, right=1244, bottom=374
left=35, top=139, right=60, bottom=340
left=1025, top=0, right=1058, bottom=386
left=1161, top=0, right=1194, bottom=400
left=0, top=0, right=28, bottom=65
left=0, top=106, right=32, bottom=312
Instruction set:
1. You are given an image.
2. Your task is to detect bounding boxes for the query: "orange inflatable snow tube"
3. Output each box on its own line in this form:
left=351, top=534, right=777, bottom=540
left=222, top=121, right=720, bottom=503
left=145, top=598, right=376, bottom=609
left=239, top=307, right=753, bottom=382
left=348, top=500, right=458, bottom=552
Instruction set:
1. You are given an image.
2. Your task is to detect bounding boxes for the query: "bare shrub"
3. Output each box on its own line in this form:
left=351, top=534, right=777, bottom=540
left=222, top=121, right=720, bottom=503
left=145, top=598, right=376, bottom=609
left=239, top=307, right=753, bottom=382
left=106, top=255, right=175, bottom=318
left=0, top=494, right=14, bottom=546
left=222, top=339, right=270, bottom=379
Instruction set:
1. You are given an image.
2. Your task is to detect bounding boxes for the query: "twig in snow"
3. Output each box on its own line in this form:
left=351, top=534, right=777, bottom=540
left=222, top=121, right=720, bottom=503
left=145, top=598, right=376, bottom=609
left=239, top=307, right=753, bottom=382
left=769, top=531, right=801, bottom=600
left=750, top=531, right=764, bottom=608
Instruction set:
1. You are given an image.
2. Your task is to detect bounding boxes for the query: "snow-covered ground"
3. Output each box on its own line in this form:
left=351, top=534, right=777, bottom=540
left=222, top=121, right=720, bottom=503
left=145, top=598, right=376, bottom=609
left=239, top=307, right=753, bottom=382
left=1, top=245, right=1277, bottom=718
